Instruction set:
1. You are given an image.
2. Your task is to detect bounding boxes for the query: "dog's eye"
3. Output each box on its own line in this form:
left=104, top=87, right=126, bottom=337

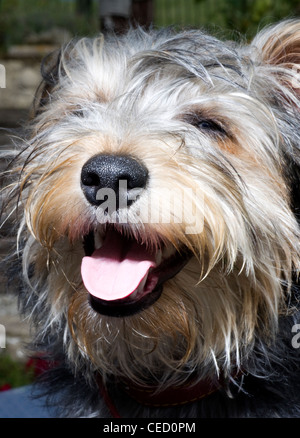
left=195, top=119, right=226, bottom=136
left=198, top=120, right=217, bottom=130
left=185, top=114, right=227, bottom=137
left=72, top=109, right=84, bottom=117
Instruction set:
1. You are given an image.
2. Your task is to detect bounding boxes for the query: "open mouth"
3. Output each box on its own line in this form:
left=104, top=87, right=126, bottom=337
left=81, top=226, right=191, bottom=317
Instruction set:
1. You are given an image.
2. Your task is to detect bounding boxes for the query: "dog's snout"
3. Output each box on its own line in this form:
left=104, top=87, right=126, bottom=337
left=81, top=154, right=148, bottom=207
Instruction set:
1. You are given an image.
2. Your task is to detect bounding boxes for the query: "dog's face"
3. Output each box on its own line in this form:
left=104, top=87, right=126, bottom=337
left=5, top=22, right=300, bottom=385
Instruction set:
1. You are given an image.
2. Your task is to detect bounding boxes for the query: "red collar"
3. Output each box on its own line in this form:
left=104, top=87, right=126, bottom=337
left=97, top=374, right=220, bottom=418
left=121, top=377, right=219, bottom=407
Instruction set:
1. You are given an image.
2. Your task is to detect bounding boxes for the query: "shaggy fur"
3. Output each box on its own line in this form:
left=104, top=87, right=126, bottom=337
left=2, top=20, right=300, bottom=417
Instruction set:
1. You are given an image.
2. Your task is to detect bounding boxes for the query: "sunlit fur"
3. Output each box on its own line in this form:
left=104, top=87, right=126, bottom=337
left=2, top=20, right=300, bottom=417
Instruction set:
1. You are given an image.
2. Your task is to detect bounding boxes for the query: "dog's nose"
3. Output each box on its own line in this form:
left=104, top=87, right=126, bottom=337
left=81, top=154, right=148, bottom=208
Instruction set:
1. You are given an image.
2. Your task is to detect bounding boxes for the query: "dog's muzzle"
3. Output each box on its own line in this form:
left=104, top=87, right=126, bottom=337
left=80, top=154, right=191, bottom=317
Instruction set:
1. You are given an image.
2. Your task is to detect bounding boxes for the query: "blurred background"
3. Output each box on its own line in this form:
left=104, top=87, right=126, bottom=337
left=1, top=0, right=300, bottom=49
left=0, top=0, right=300, bottom=391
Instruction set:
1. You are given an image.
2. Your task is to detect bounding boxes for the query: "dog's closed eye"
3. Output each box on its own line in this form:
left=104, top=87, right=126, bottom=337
left=190, top=116, right=227, bottom=137
left=195, top=119, right=226, bottom=136
left=72, top=108, right=85, bottom=118
left=181, top=113, right=227, bottom=137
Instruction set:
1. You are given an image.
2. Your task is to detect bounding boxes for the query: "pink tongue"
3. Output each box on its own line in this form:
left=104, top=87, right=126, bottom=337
left=81, top=229, right=157, bottom=301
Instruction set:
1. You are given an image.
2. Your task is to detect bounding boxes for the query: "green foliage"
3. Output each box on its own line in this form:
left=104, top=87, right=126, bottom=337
left=0, top=354, right=34, bottom=388
left=0, top=0, right=99, bottom=50
left=0, top=0, right=299, bottom=50
left=192, top=0, right=300, bottom=38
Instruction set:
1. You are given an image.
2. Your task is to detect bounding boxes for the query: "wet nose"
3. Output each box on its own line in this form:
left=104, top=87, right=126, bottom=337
left=80, top=154, right=149, bottom=208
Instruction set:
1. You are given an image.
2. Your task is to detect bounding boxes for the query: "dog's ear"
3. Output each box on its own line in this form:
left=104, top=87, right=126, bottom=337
left=251, top=20, right=300, bottom=95
left=32, top=48, right=62, bottom=116
left=251, top=20, right=300, bottom=218
left=41, top=49, right=62, bottom=86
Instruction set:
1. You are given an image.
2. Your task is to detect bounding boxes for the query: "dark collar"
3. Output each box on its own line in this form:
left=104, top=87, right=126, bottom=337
left=121, top=377, right=220, bottom=407
left=96, top=374, right=221, bottom=417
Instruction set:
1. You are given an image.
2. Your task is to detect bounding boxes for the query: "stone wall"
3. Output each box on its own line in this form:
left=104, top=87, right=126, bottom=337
left=0, top=58, right=41, bottom=362
left=0, top=59, right=41, bottom=110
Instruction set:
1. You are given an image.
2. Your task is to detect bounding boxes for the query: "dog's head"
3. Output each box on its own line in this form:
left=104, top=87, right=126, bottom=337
left=3, top=21, right=300, bottom=385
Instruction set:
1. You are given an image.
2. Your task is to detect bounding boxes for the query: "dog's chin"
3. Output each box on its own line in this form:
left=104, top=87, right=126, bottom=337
left=88, top=286, right=163, bottom=317
left=82, top=226, right=191, bottom=317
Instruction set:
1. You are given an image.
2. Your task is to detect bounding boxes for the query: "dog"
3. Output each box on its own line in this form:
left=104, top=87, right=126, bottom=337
left=2, top=19, right=300, bottom=418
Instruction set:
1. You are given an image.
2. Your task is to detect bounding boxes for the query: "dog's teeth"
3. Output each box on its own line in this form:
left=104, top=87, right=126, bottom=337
left=94, top=232, right=103, bottom=250
left=155, top=249, right=162, bottom=265
left=162, top=245, right=176, bottom=261
left=130, top=273, right=149, bottom=300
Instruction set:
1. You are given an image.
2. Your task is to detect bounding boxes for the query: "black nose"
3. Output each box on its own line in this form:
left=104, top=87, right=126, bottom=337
left=81, top=154, right=148, bottom=208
